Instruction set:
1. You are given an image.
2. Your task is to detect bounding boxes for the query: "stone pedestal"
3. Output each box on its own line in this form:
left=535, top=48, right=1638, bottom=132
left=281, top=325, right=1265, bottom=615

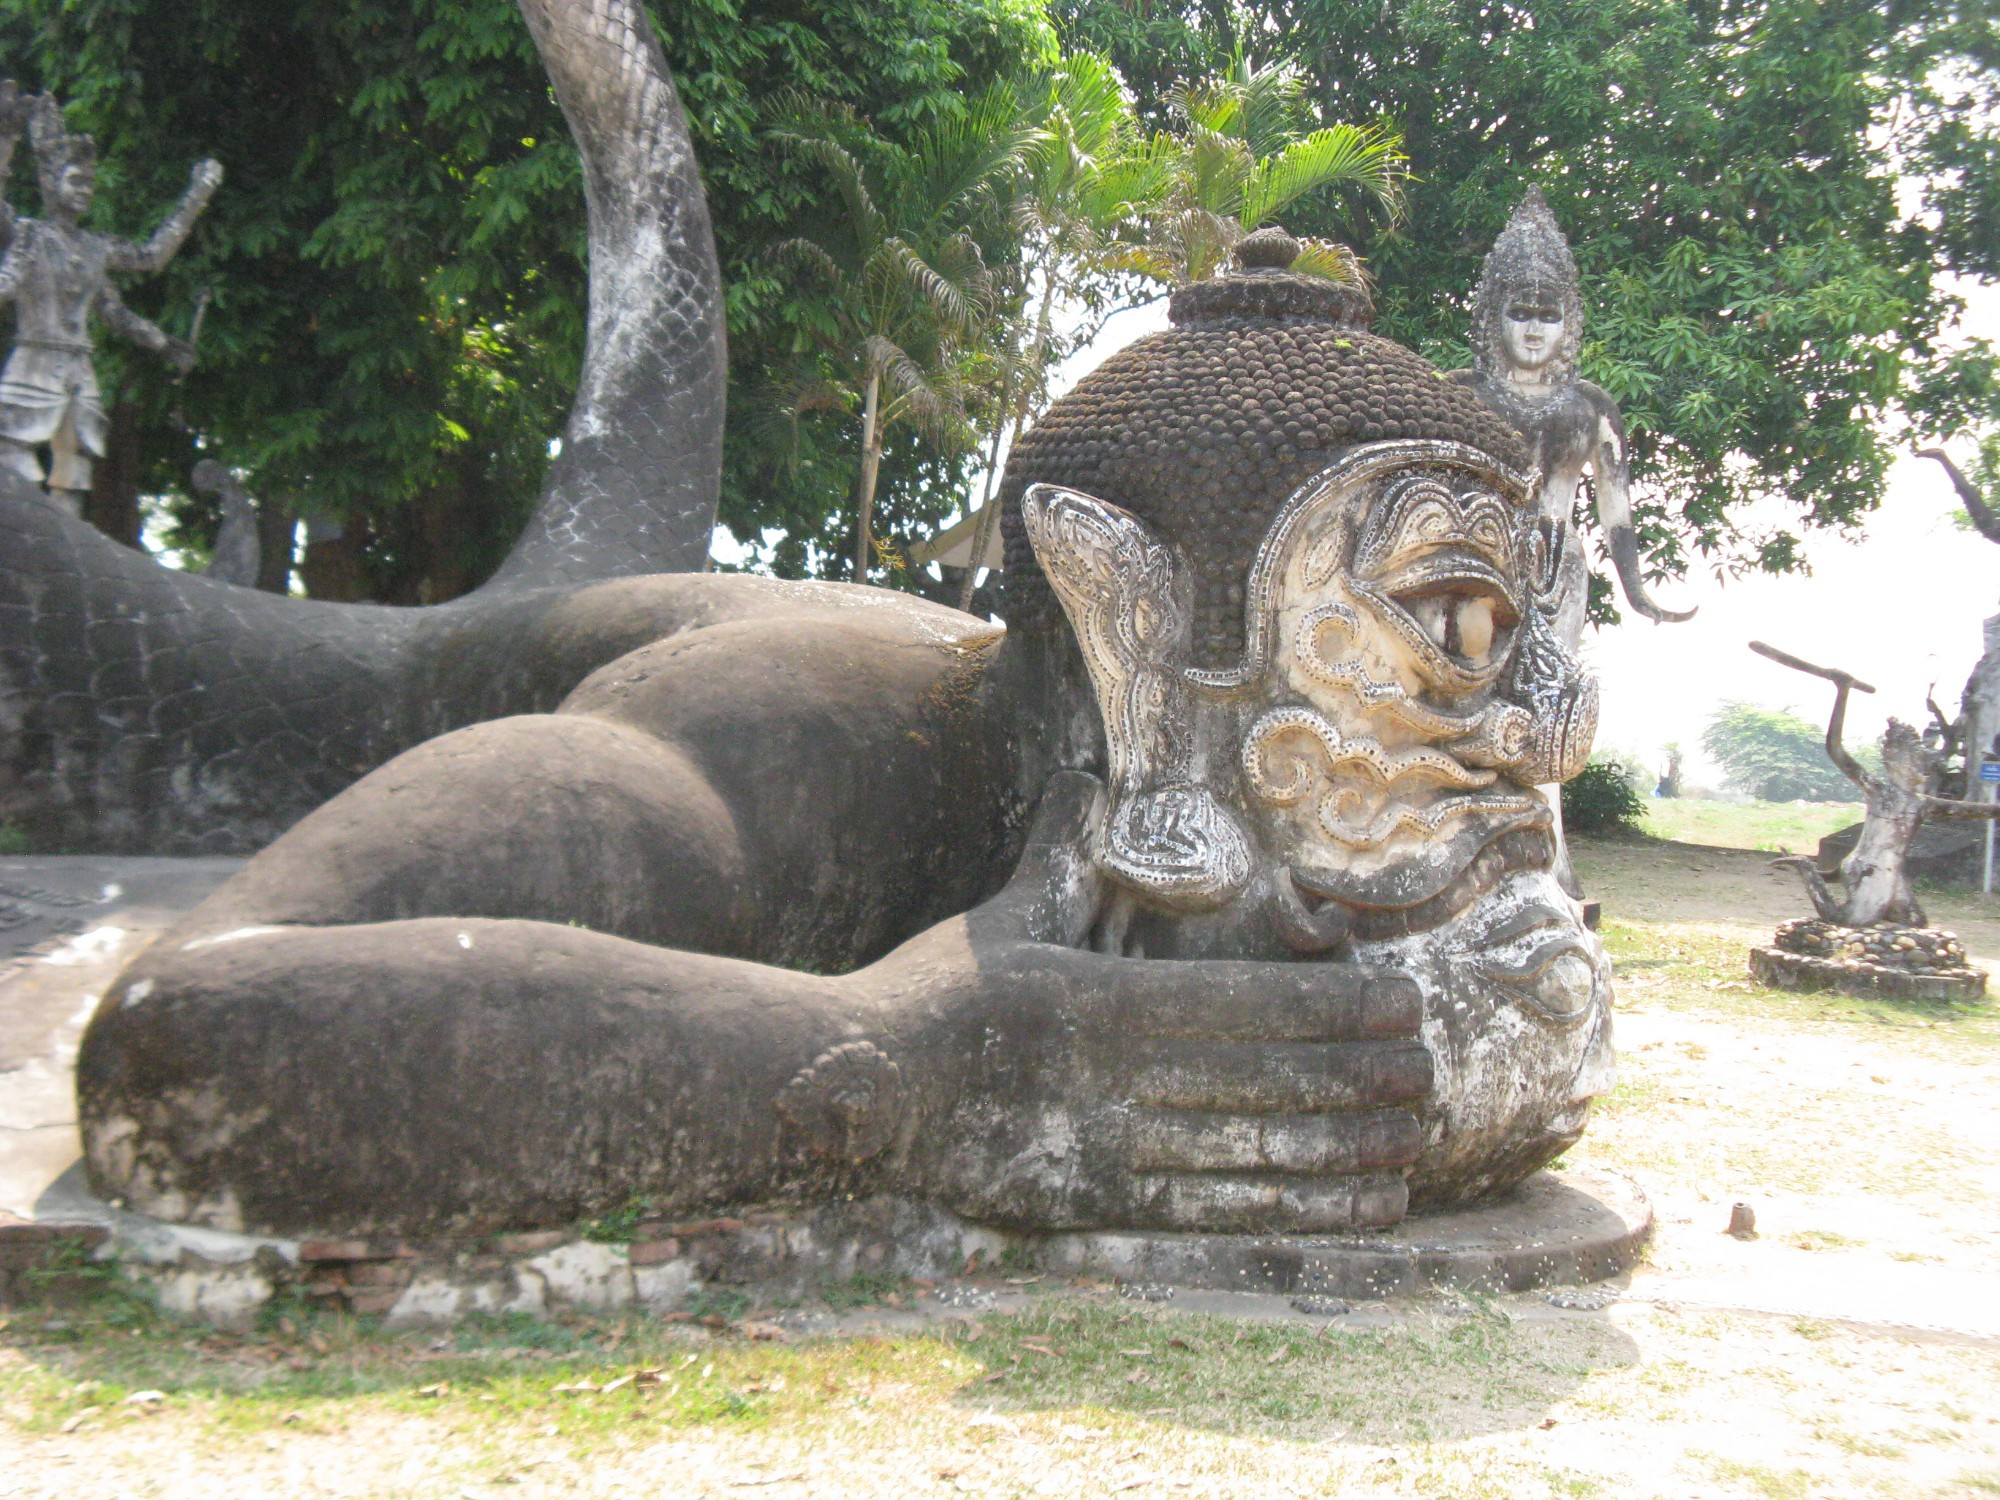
left=1750, top=945, right=1986, bottom=1003
left=22, top=1165, right=1649, bottom=1327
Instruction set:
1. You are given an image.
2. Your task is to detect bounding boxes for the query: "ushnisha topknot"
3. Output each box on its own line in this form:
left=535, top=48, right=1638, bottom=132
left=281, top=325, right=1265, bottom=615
left=1000, top=229, right=1530, bottom=668
left=1468, top=187, right=1583, bottom=388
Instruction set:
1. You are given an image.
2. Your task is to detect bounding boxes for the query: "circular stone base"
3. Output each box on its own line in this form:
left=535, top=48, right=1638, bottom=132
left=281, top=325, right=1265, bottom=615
left=1750, top=945, right=1986, bottom=1003
left=1028, top=1167, right=1650, bottom=1299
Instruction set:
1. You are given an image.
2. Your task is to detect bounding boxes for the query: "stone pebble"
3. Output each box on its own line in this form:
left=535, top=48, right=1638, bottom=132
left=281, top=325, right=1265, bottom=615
left=1773, top=917, right=1972, bottom=976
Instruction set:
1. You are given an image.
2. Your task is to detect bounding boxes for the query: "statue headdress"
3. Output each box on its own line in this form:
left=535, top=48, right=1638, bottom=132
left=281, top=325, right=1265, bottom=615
left=1469, top=187, right=1582, bottom=387
left=1000, top=227, right=1528, bottom=670
left=27, top=92, right=96, bottom=201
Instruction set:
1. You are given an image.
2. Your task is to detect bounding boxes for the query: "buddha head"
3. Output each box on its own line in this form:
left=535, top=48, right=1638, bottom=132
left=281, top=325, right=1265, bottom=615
left=1469, top=188, right=1583, bottom=390
left=999, top=228, right=1612, bottom=1200
left=29, top=93, right=96, bottom=223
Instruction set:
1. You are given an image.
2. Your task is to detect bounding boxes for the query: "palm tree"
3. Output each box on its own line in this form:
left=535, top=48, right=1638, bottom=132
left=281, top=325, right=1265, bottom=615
left=767, top=88, right=1035, bottom=581
left=1114, top=49, right=1407, bottom=288
left=955, top=52, right=1175, bottom=608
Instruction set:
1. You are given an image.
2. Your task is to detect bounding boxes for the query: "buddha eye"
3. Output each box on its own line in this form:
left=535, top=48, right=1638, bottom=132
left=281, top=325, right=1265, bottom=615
left=1388, top=580, right=1519, bottom=668
left=1472, top=912, right=1604, bottom=1025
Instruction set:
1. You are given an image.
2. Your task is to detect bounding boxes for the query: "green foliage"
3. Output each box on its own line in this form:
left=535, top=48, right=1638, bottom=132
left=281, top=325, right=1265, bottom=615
left=0, top=0, right=1048, bottom=597
left=1057, top=0, right=2000, bottom=619
left=1702, top=701, right=1873, bottom=802
left=577, top=1195, right=651, bottom=1244
left=1562, top=755, right=1647, bottom=835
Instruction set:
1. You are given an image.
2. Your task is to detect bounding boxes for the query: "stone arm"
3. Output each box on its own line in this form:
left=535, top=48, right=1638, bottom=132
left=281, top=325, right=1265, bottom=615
left=0, top=81, right=22, bottom=248
left=0, top=239, right=22, bottom=308
left=1918, top=449, right=2000, bottom=545
left=76, top=732, right=1429, bottom=1237
left=1584, top=384, right=1695, bottom=623
left=96, top=282, right=194, bottom=371
left=1748, top=641, right=1879, bottom=794
left=105, top=158, right=222, bottom=276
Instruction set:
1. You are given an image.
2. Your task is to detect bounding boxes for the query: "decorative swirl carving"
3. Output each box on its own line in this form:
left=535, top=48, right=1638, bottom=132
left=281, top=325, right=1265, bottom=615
left=1241, top=704, right=1532, bottom=850
left=1022, top=483, right=1250, bottom=910
left=778, top=1041, right=904, bottom=1164
left=1501, top=602, right=1599, bottom=785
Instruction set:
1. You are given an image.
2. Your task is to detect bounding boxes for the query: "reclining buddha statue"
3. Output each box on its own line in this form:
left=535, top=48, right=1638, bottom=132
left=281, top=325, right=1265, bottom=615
left=77, top=229, right=1613, bottom=1241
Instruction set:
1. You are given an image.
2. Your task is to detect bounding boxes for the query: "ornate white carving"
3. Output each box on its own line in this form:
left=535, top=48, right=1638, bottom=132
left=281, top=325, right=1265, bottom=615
left=1021, top=484, right=1251, bottom=909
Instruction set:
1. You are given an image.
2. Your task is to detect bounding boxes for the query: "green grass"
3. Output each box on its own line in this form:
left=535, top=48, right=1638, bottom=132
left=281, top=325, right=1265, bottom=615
left=1638, top=798, right=1864, bottom=854
left=0, top=1283, right=1632, bottom=1453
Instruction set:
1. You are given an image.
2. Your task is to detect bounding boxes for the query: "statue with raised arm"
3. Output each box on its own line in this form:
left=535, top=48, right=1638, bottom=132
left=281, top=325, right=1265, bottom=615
left=1451, top=189, right=1693, bottom=645
left=0, top=84, right=220, bottom=516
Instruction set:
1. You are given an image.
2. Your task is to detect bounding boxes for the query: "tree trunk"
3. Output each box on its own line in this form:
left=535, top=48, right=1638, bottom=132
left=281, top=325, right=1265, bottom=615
left=254, top=494, right=296, bottom=594
left=82, top=400, right=143, bottom=549
left=956, top=415, right=1011, bottom=613
left=853, top=370, right=882, bottom=582
left=301, top=515, right=369, bottom=602
left=1961, top=609, right=2000, bottom=786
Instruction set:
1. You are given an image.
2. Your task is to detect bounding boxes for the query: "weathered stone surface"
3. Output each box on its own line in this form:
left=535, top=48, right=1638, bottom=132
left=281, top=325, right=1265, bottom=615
left=1749, top=945, right=1986, bottom=1003
left=77, top=241, right=1611, bottom=1242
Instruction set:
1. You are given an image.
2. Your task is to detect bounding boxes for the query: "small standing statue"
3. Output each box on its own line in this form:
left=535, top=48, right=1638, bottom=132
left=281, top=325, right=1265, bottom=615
left=0, top=84, right=220, bottom=516
left=189, top=458, right=260, bottom=588
left=1750, top=640, right=1993, bottom=1000
left=1451, top=188, right=1694, bottom=646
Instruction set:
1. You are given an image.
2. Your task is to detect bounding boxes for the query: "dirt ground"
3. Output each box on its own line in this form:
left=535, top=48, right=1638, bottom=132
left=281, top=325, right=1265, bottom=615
left=3, top=838, right=2000, bottom=1498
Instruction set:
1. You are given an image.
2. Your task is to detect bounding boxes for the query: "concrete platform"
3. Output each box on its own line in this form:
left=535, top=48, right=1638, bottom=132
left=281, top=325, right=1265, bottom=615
left=0, top=855, right=241, bottom=1225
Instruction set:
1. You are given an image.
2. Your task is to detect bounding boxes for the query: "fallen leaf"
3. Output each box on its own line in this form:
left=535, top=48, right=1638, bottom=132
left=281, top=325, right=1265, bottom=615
left=738, top=1320, right=787, bottom=1341
left=551, top=1381, right=598, bottom=1395
left=1539, top=1417, right=1558, bottom=1429
left=416, top=1383, right=450, bottom=1397
left=1265, top=1349, right=1288, bottom=1365
left=1166, top=1337, right=1190, bottom=1350
left=59, top=1405, right=101, bottom=1433
left=122, top=1390, right=166, bottom=1405
left=599, top=1374, right=634, bottom=1394
left=1117, top=1348, right=1151, bottom=1358
left=1019, top=1340, right=1063, bottom=1358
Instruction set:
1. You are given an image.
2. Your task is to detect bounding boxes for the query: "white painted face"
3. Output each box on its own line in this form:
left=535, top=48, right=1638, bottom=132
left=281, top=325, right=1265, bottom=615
left=1500, top=292, right=1565, bottom=375
left=53, top=163, right=94, bottom=220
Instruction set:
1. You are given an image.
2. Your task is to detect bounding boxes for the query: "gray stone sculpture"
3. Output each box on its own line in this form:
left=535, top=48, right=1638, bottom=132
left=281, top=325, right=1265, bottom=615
left=79, top=237, right=1612, bottom=1239
left=0, top=0, right=727, bottom=854
left=1450, top=189, right=1692, bottom=643
left=1752, top=640, right=1993, bottom=1001
left=0, top=86, right=219, bottom=516
left=189, top=460, right=260, bottom=588
left=1919, top=450, right=2000, bottom=783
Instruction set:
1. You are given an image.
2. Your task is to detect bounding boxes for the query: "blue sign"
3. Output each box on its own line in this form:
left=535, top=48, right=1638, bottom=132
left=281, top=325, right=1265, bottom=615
left=1981, top=762, right=2000, bottom=784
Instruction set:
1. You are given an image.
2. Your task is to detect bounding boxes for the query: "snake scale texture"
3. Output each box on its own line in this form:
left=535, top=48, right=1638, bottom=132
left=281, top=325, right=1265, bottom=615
left=0, top=0, right=727, bottom=853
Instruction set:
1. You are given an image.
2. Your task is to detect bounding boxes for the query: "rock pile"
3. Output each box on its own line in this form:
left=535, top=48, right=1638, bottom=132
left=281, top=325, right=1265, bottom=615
left=1751, top=919, right=1986, bottom=1002
left=1774, top=918, right=1972, bottom=977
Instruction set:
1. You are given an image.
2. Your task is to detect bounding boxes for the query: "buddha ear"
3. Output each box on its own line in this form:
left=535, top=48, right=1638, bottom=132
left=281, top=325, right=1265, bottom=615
left=1020, top=483, right=1190, bottom=669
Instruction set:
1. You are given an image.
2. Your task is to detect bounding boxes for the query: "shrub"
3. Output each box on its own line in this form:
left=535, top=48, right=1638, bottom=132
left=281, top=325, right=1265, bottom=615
left=1562, top=756, right=1647, bottom=834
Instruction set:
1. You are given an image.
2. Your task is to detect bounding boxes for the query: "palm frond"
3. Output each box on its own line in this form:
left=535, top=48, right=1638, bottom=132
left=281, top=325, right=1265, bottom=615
left=1242, top=123, right=1407, bottom=229
left=1290, top=237, right=1369, bottom=289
